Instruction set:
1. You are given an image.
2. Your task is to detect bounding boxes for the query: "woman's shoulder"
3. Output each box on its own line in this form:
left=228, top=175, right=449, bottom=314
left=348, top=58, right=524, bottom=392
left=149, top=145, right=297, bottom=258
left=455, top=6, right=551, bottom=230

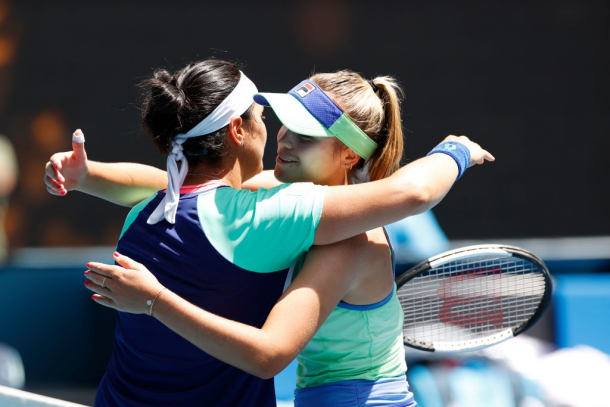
left=310, top=228, right=389, bottom=259
left=195, top=183, right=327, bottom=273
left=213, top=182, right=327, bottom=201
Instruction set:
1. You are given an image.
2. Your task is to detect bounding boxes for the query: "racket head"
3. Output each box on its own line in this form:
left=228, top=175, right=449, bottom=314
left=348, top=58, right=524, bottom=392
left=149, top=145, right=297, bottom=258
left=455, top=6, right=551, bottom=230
left=396, top=244, right=552, bottom=353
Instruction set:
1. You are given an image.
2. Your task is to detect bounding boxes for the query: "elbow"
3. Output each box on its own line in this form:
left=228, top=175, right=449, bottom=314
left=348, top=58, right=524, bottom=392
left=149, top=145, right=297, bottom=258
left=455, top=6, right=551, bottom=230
left=249, top=352, right=293, bottom=380
left=255, top=367, right=279, bottom=381
left=252, top=359, right=290, bottom=380
left=401, top=181, right=435, bottom=213
left=412, top=182, right=434, bottom=205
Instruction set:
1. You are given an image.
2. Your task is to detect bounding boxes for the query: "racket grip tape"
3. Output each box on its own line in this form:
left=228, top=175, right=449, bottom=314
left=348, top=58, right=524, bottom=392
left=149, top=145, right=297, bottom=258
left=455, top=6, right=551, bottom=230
left=427, top=141, right=471, bottom=179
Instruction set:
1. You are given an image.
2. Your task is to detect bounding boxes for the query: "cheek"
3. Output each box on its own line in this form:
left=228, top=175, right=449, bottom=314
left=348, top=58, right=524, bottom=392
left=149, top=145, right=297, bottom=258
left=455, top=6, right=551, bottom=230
left=252, top=124, right=266, bottom=153
left=305, top=142, right=337, bottom=163
left=300, top=148, right=336, bottom=175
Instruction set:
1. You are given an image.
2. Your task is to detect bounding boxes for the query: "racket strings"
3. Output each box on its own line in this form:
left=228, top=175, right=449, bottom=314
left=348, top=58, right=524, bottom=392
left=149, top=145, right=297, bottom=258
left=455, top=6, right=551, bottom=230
left=398, top=256, right=546, bottom=347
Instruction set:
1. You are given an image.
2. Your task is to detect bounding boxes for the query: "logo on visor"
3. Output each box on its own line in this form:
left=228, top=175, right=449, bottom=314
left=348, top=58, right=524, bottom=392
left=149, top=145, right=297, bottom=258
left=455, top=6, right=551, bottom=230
left=295, top=83, right=315, bottom=98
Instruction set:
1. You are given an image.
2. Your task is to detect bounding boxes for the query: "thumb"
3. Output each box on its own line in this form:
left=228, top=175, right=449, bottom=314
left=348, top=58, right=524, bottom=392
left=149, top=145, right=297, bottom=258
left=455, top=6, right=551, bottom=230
left=71, top=129, right=88, bottom=161
left=113, top=251, right=143, bottom=271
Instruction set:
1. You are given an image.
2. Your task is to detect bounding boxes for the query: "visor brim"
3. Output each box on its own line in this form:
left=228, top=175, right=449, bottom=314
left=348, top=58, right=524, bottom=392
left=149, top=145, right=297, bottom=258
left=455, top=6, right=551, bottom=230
left=254, top=93, right=334, bottom=138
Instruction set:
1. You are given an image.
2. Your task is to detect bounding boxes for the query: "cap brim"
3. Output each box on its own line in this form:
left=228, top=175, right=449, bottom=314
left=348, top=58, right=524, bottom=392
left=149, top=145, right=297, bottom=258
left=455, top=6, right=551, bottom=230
left=254, top=93, right=334, bottom=137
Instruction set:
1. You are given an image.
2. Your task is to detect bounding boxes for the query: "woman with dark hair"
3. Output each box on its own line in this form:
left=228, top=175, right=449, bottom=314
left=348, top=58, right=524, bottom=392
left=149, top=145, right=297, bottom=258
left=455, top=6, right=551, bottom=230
left=45, top=59, right=492, bottom=406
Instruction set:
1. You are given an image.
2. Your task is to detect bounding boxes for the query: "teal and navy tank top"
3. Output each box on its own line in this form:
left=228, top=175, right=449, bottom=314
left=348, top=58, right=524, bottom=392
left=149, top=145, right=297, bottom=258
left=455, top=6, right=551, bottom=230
left=95, top=181, right=326, bottom=407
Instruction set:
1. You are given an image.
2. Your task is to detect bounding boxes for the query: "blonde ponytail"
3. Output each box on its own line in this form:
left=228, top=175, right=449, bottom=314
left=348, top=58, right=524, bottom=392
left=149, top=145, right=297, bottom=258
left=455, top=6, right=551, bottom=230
left=310, top=71, right=404, bottom=182
left=366, top=76, right=404, bottom=181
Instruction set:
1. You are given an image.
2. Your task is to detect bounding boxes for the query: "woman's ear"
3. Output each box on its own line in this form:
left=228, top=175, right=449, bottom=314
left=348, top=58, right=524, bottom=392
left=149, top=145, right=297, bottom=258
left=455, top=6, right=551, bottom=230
left=227, top=117, right=245, bottom=147
left=343, top=147, right=360, bottom=168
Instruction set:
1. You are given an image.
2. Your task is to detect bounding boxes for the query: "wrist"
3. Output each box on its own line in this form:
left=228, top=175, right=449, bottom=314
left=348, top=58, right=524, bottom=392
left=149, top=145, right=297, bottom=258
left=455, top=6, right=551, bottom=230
left=426, top=141, right=471, bottom=179
left=146, top=286, right=168, bottom=317
left=76, top=161, right=93, bottom=192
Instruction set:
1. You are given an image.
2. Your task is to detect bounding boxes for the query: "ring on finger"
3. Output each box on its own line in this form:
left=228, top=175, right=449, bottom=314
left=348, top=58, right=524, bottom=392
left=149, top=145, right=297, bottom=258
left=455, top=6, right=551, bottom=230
left=101, top=276, right=107, bottom=289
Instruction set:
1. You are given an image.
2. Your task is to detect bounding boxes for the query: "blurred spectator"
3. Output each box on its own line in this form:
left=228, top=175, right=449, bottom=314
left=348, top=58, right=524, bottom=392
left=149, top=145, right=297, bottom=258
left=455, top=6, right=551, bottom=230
left=0, top=134, right=17, bottom=264
left=0, top=343, right=24, bottom=389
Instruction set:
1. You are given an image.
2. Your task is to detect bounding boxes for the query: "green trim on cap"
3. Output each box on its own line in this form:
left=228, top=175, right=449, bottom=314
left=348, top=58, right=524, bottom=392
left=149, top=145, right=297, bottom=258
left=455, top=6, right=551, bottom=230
left=329, top=114, right=378, bottom=159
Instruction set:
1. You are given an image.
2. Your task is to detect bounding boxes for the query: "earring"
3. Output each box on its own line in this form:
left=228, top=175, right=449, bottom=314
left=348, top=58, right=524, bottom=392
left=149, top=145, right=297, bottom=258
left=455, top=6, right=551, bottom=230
left=344, top=163, right=354, bottom=185
left=240, top=140, right=244, bottom=146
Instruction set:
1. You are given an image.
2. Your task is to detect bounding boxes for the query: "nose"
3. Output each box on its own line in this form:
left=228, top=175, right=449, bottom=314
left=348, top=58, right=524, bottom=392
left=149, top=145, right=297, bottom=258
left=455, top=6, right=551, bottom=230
left=277, top=126, right=293, bottom=149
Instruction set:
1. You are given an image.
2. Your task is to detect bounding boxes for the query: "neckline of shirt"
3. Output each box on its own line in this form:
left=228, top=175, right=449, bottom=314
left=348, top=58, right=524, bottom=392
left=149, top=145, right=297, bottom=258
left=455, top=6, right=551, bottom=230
left=162, top=180, right=230, bottom=195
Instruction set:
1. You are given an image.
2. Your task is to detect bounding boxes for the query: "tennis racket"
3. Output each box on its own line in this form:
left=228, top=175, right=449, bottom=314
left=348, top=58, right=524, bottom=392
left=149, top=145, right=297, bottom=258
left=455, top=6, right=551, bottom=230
left=396, top=244, right=552, bottom=353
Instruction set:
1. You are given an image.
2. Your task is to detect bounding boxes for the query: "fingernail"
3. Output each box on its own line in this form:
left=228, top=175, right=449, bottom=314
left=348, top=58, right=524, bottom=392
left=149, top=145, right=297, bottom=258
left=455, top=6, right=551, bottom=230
left=61, top=190, right=67, bottom=196
left=86, top=263, right=90, bottom=268
left=91, top=295, right=96, bottom=299
left=84, top=281, right=89, bottom=286
left=113, top=252, right=119, bottom=257
left=84, top=270, right=88, bottom=276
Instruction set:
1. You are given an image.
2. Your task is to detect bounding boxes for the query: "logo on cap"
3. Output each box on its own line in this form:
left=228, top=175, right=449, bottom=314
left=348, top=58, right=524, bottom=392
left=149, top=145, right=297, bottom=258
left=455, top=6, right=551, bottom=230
left=295, top=82, right=315, bottom=98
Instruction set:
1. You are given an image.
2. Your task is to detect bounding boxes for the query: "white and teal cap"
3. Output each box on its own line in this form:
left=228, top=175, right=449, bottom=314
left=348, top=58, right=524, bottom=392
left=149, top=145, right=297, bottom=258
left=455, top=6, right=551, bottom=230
left=253, top=80, right=378, bottom=159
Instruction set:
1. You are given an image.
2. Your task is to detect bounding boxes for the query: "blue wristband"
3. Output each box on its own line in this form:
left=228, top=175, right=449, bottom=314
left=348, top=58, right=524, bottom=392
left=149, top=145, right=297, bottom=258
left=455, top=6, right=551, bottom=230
left=426, top=141, right=471, bottom=179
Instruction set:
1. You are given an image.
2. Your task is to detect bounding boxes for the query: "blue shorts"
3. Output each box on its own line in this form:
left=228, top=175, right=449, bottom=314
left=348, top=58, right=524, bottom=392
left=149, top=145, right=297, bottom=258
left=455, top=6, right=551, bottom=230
left=294, top=375, right=417, bottom=407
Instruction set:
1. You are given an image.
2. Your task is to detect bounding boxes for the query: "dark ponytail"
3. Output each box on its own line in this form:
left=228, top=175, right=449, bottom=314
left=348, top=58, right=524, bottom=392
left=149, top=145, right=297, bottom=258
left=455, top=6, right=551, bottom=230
left=140, top=59, right=253, bottom=167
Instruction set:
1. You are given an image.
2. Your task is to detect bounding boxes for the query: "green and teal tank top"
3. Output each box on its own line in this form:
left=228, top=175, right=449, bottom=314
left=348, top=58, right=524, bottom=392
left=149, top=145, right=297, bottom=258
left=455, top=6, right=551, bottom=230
left=293, top=229, right=407, bottom=389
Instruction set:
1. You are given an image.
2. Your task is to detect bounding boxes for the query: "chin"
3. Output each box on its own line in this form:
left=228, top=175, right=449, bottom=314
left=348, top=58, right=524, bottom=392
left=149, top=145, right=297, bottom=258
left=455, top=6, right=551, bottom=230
left=274, top=167, right=287, bottom=182
left=274, top=167, right=301, bottom=184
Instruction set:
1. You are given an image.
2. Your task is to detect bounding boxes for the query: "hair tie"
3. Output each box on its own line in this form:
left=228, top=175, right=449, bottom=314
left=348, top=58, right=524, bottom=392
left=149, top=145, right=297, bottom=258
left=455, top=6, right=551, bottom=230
left=367, top=79, right=379, bottom=93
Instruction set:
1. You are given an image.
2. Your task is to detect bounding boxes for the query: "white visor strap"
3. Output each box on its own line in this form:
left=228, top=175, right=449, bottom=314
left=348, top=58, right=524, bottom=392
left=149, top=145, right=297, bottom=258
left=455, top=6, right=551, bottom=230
left=147, top=71, right=258, bottom=225
left=176, top=71, right=258, bottom=141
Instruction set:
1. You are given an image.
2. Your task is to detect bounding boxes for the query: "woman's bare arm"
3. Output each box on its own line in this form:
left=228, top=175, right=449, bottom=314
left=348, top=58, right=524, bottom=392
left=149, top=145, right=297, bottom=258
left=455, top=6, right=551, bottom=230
left=82, top=161, right=167, bottom=206
left=43, top=131, right=279, bottom=203
left=86, top=241, right=363, bottom=378
left=315, top=153, right=456, bottom=244
left=44, top=132, right=167, bottom=206
left=46, top=133, right=492, bottom=229
left=314, top=135, right=494, bottom=244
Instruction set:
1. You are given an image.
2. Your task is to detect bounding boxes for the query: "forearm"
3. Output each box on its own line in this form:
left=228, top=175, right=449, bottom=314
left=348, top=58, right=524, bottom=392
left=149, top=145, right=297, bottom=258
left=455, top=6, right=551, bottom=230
left=152, top=290, right=297, bottom=379
left=86, top=247, right=353, bottom=379
left=80, top=161, right=167, bottom=207
left=388, top=152, right=459, bottom=213
left=315, top=153, right=458, bottom=244
left=149, top=245, right=354, bottom=378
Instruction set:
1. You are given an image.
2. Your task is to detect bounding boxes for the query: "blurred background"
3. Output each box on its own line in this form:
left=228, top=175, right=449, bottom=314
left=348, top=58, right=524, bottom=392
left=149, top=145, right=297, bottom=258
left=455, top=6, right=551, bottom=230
left=0, top=0, right=608, bottom=406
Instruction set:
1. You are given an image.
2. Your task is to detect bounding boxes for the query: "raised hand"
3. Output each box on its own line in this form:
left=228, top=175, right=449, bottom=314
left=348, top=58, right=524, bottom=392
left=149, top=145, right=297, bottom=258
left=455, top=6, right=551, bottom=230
left=44, top=129, right=89, bottom=196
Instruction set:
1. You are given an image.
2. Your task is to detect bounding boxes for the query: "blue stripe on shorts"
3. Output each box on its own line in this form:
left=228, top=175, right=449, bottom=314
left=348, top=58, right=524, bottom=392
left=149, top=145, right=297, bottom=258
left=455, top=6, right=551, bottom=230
left=294, top=375, right=417, bottom=407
